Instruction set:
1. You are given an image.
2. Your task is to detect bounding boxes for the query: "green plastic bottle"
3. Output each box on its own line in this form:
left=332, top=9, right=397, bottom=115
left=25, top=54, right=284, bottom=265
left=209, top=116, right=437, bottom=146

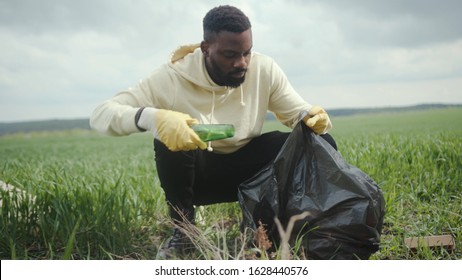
left=191, top=124, right=235, bottom=142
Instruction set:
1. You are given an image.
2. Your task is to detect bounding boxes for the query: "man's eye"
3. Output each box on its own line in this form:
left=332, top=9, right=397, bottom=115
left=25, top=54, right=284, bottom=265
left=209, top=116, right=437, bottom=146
left=223, top=52, right=237, bottom=58
left=222, top=50, right=251, bottom=58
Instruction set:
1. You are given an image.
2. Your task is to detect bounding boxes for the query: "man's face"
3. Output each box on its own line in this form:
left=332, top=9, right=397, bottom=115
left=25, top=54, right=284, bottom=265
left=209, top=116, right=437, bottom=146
left=202, top=29, right=252, bottom=88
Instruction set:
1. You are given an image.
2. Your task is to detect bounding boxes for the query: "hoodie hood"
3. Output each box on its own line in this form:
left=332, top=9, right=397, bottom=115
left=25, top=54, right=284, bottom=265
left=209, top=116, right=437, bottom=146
left=168, top=43, right=228, bottom=94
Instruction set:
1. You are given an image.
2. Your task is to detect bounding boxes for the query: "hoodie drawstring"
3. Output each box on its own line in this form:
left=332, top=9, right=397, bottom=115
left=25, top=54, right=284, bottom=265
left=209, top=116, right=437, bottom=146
left=206, top=91, right=216, bottom=152
left=240, top=85, right=246, bottom=106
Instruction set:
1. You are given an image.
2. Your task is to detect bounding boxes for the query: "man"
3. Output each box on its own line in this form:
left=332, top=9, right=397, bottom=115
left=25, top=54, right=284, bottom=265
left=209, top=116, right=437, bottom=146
left=90, top=5, right=336, bottom=257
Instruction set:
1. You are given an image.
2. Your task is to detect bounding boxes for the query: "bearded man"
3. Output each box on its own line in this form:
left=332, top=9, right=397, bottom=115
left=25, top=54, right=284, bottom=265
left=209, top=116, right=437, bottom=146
left=90, top=5, right=336, bottom=258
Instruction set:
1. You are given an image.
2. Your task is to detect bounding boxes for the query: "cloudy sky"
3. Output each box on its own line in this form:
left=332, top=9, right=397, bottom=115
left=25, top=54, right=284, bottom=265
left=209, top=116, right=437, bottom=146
left=1, top=0, right=461, bottom=122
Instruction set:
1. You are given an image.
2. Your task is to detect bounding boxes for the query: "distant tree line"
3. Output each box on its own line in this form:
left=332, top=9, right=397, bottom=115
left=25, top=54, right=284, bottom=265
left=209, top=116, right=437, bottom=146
left=0, top=104, right=460, bottom=136
left=0, top=119, right=90, bottom=136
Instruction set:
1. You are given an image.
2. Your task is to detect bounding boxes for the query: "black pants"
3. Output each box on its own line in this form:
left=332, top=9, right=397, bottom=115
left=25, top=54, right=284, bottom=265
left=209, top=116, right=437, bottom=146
left=154, top=131, right=337, bottom=214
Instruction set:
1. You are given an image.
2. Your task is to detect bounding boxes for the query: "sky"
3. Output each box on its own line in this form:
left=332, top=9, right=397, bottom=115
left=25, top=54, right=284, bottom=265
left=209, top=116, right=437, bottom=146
left=1, top=0, right=461, bottom=122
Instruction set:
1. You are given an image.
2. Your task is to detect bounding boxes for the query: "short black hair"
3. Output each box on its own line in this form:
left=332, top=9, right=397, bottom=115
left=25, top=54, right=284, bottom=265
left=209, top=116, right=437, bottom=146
left=203, top=5, right=251, bottom=41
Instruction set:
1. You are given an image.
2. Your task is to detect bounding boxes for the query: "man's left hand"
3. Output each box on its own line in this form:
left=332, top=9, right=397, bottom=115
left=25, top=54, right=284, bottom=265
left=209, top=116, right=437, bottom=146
left=303, top=106, right=332, bottom=135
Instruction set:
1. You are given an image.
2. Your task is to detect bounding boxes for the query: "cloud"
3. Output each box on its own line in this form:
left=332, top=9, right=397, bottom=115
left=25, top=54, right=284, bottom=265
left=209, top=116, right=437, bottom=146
left=0, top=0, right=461, bottom=122
left=296, top=0, right=462, bottom=47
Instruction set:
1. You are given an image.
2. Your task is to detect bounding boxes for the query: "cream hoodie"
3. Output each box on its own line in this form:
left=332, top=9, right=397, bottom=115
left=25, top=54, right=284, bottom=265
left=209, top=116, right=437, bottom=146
left=90, top=44, right=312, bottom=153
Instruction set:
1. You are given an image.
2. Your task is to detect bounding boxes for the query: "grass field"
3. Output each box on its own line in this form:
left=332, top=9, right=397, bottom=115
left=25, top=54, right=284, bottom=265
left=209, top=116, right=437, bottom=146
left=1, top=107, right=461, bottom=260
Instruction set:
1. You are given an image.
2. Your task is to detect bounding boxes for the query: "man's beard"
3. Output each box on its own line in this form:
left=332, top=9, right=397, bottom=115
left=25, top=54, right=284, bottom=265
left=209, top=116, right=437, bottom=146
left=210, top=59, right=247, bottom=88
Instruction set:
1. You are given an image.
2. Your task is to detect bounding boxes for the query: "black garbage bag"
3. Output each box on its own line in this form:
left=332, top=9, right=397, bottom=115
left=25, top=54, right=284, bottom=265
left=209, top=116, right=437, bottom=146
left=238, top=121, right=385, bottom=259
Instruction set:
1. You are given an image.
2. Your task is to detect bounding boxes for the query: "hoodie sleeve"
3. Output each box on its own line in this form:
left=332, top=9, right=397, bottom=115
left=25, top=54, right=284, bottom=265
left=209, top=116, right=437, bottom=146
left=90, top=91, right=148, bottom=136
left=267, top=60, right=312, bottom=128
left=90, top=66, right=175, bottom=136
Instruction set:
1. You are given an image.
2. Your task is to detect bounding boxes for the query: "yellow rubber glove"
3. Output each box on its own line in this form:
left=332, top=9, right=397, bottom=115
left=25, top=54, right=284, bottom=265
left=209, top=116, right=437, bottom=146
left=303, top=106, right=332, bottom=135
left=154, top=109, right=207, bottom=151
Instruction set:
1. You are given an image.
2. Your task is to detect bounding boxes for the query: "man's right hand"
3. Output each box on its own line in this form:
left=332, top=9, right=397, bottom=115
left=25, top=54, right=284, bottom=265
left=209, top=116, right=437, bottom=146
left=153, top=109, right=207, bottom=151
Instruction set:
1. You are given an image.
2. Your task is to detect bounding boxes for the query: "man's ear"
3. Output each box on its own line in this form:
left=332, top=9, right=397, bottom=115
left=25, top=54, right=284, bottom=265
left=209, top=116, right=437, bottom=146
left=200, top=41, right=209, bottom=57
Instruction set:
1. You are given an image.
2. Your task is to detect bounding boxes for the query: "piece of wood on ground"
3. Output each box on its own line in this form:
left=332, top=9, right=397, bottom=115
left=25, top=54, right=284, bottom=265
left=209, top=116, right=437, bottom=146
left=404, top=235, right=455, bottom=252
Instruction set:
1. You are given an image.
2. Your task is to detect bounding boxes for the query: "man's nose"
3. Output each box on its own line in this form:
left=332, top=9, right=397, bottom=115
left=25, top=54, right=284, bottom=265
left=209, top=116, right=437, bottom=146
left=233, top=55, right=248, bottom=69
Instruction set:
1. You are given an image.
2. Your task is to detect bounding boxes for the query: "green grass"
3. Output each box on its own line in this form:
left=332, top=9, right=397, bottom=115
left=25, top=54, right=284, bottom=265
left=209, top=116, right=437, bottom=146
left=1, top=108, right=461, bottom=259
left=330, top=108, right=462, bottom=260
